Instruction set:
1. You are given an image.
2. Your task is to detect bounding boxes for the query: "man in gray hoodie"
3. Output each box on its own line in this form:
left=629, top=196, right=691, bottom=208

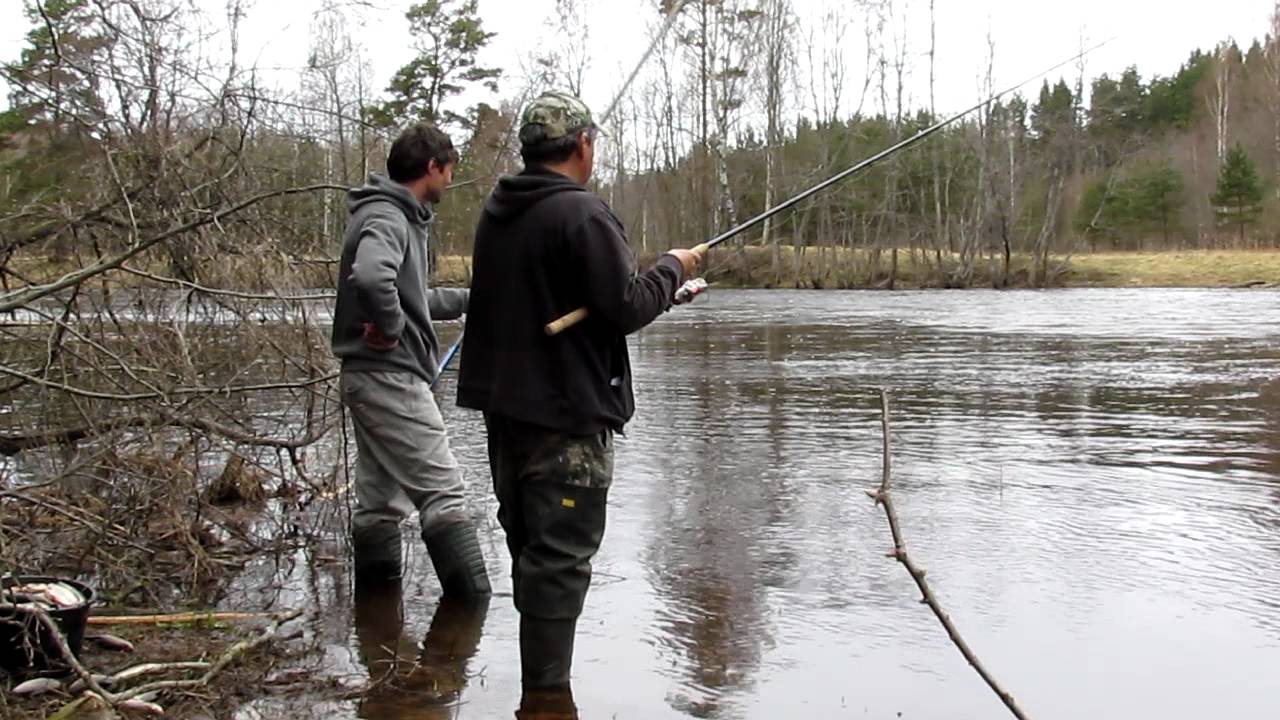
left=331, top=124, right=490, bottom=599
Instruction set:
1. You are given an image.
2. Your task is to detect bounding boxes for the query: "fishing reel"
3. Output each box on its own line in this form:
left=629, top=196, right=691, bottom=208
left=673, top=277, right=709, bottom=305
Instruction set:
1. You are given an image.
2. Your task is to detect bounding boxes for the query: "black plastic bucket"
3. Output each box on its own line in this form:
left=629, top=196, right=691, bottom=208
left=0, top=576, right=96, bottom=676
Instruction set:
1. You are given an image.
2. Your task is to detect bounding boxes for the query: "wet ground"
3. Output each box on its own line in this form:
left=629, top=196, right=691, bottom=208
left=224, top=287, right=1280, bottom=719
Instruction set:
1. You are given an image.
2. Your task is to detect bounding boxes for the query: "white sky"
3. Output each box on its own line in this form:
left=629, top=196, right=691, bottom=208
left=0, top=0, right=1271, bottom=124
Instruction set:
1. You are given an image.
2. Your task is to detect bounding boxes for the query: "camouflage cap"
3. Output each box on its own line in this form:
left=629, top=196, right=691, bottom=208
left=518, top=91, right=596, bottom=146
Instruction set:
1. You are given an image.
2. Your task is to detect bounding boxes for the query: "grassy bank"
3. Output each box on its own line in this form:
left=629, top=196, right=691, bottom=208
left=6, top=248, right=1278, bottom=292
left=1064, top=250, right=1280, bottom=287
left=642, top=246, right=1280, bottom=290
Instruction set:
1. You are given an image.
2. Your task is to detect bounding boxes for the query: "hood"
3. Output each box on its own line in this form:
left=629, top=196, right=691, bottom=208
left=482, top=167, right=587, bottom=221
left=347, top=172, right=433, bottom=226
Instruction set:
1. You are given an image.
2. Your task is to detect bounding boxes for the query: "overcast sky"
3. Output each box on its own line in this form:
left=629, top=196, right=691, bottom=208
left=0, top=0, right=1272, bottom=122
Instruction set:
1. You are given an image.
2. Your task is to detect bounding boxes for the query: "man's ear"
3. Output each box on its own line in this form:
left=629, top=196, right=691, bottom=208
left=427, top=158, right=441, bottom=176
left=576, top=131, right=592, bottom=159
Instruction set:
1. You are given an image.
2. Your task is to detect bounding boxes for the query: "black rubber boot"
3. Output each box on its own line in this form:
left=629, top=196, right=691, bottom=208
left=519, top=615, right=577, bottom=690
left=352, top=521, right=402, bottom=582
left=423, top=521, right=492, bottom=599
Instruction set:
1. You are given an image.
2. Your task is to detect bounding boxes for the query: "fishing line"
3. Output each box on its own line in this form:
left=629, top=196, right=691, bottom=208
left=545, top=35, right=1118, bottom=335
left=434, top=0, right=693, bottom=381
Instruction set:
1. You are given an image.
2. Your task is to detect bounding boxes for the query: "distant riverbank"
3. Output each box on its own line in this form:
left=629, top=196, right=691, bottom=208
left=9, top=248, right=1278, bottom=293
left=434, top=248, right=1279, bottom=290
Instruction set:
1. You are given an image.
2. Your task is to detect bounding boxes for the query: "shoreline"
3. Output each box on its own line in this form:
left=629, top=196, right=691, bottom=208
left=8, top=249, right=1279, bottom=292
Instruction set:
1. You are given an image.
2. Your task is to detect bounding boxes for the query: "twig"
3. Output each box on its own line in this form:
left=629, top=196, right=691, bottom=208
left=34, top=1, right=63, bottom=65
left=113, top=608, right=303, bottom=700
left=118, top=264, right=336, bottom=301
left=1, top=603, right=301, bottom=711
left=1, top=490, right=154, bottom=553
left=0, top=364, right=337, bottom=402
left=0, top=407, right=333, bottom=455
left=866, top=389, right=1030, bottom=719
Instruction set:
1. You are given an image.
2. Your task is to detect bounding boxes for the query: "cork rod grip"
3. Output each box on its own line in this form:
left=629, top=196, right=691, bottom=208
left=543, top=245, right=707, bottom=336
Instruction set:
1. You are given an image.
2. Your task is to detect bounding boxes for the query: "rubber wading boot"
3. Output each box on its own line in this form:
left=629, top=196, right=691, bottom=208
left=352, top=521, right=402, bottom=582
left=423, top=521, right=492, bottom=599
left=519, top=615, right=577, bottom=690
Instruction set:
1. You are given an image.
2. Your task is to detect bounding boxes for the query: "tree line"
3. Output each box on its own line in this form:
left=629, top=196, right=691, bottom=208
left=1, top=0, right=1278, bottom=290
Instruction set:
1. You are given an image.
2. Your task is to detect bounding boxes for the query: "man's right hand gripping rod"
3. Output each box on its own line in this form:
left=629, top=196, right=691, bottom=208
left=543, top=243, right=708, bottom=336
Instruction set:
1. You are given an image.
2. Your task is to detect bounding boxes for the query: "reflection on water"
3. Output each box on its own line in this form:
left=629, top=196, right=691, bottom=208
left=351, top=579, right=489, bottom=719
left=248, top=288, right=1280, bottom=719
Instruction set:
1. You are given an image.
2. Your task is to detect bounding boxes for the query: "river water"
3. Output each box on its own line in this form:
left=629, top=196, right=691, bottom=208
left=232, top=288, right=1280, bottom=720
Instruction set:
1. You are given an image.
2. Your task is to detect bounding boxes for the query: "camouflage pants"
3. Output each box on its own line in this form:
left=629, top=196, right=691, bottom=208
left=484, top=414, right=613, bottom=620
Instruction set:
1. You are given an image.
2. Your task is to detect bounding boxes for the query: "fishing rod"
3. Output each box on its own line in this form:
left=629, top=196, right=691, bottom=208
left=431, top=0, right=692, bottom=385
left=544, top=36, right=1116, bottom=336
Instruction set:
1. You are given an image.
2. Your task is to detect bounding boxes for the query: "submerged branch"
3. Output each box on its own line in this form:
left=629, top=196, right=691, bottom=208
left=866, top=389, right=1030, bottom=720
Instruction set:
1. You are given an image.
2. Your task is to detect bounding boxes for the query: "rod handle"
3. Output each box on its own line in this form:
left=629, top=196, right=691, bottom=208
left=545, top=307, right=590, bottom=336
left=543, top=245, right=710, bottom=336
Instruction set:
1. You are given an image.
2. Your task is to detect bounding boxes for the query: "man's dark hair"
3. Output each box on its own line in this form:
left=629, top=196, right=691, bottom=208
left=387, top=124, right=459, bottom=182
left=520, top=127, right=595, bottom=167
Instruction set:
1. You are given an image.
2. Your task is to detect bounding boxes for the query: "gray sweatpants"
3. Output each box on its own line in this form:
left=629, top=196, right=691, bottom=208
left=340, top=369, right=468, bottom=536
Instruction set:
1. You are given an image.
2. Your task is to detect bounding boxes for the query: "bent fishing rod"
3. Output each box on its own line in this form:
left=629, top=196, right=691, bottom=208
left=431, top=1, right=691, bottom=386
left=544, top=36, right=1115, bottom=336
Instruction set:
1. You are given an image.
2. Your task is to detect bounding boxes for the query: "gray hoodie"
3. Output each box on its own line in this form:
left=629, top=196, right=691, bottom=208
left=331, top=172, right=467, bottom=383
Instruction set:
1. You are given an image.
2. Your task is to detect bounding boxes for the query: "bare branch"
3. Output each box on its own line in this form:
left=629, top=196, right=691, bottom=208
left=868, top=389, right=1030, bottom=719
left=0, top=363, right=337, bottom=402
left=0, top=184, right=348, bottom=314
left=34, top=1, right=64, bottom=66
left=117, top=265, right=336, bottom=300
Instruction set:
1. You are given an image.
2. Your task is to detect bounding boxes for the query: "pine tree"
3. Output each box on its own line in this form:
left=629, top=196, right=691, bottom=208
left=1211, top=143, right=1264, bottom=244
left=368, top=0, right=500, bottom=132
left=1, top=0, right=107, bottom=137
left=1138, top=162, right=1184, bottom=245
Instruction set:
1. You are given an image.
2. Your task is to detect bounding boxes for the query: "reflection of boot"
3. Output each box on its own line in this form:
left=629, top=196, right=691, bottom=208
left=516, top=685, right=579, bottom=720
left=405, top=595, right=491, bottom=703
left=423, top=521, right=492, bottom=599
left=353, top=521, right=403, bottom=582
left=352, top=576, right=407, bottom=685
left=519, top=615, right=577, bottom=689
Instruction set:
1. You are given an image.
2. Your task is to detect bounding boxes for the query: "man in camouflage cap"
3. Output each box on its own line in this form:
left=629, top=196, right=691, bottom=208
left=516, top=90, right=596, bottom=146
left=458, top=91, right=700, bottom=713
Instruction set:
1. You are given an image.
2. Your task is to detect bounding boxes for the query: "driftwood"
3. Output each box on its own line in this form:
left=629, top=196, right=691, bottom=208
left=110, top=608, right=302, bottom=702
left=866, top=389, right=1030, bottom=720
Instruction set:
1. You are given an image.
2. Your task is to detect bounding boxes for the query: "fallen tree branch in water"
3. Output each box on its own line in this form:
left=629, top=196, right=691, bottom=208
left=0, top=363, right=337, bottom=402
left=118, top=264, right=337, bottom=301
left=0, top=184, right=347, bottom=315
left=0, top=408, right=335, bottom=455
left=866, top=389, right=1030, bottom=720
left=112, top=608, right=303, bottom=701
left=2, top=602, right=302, bottom=712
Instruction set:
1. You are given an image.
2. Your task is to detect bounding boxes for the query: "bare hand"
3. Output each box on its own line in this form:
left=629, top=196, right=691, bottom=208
left=362, top=322, right=399, bottom=352
left=665, top=248, right=702, bottom=279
